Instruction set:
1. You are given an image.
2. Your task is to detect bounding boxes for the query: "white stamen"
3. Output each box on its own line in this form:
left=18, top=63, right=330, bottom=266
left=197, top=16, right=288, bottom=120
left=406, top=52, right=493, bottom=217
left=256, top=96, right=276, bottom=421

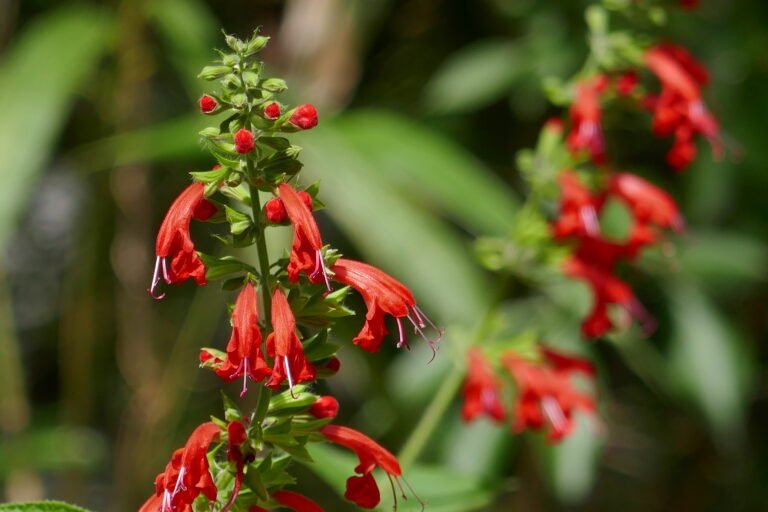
left=542, top=396, right=567, bottom=435
left=580, top=206, right=600, bottom=237
left=284, top=355, right=297, bottom=398
left=149, top=256, right=166, bottom=300
left=240, top=359, right=249, bottom=398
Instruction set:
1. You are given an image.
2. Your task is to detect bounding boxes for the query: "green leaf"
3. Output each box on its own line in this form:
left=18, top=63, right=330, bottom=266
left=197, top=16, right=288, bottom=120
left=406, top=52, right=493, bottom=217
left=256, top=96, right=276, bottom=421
left=0, top=6, right=111, bottom=249
left=0, top=427, right=107, bottom=477
left=534, top=414, right=602, bottom=505
left=330, top=110, right=519, bottom=236
left=666, top=282, right=752, bottom=445
left=424, top=40, right=524, bottom=115
left=0, top=502, right=91, bottom=512
left=678, top=230, right=768, bottom=289
left=224, top=205, right=253, bottom=235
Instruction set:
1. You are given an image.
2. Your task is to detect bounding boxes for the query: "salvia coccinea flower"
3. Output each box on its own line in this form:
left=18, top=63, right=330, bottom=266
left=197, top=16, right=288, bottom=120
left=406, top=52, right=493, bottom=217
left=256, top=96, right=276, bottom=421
left=309, top=395, right=340, bottom=419
left=277, top=183, right=331, bottom=290
left=200, top=283, right=271, bottom=397
left=644, top=43, right=721, bottom=171
left=150, top=182, right=217, bottom=299
left=250, top=490, right=325, bottom=512
left=551, top=170, right=601, bottom=240
left=330, top=258, right=443, bottom=354
left=222, top=420, right=248, bottom=512
left=140, top=421, right=221, bottom=512
left=319, top=424, right=407, bottom=509
left=266, top=288, right=316, bottom=392
left=289, top=103, right=319, bottom=130
left=567, top=74, right=608, bottom=164
left=502, top=349, right=595, bottom=443
left=461, top=348, right=505, bottom=423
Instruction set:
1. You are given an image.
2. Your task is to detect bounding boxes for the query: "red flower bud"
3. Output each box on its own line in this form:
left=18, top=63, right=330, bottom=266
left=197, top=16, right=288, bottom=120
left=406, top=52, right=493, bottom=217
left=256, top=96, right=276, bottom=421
left=264, top=102, right=281, bottom=119
left=309, top=396, right=339, bottom=419
left=234, top=128, right=255, bottom=154
left=297, top=191, right=313, bottom=211
left=227, top=420, right=248, bottom=446
left=289, top=104, right=318, bottom=130
left=199, top=94, right=218, bottom=114
left=325, top=356, right=341, bottom=373
left=264, top=197, right=288, bottom=223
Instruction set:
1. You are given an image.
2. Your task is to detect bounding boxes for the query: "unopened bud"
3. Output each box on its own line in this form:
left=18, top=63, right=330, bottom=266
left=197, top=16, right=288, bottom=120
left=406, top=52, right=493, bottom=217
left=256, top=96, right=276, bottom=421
left=298, top=191, right=313, bottom=211
left=234, top=129, right=255, bottom=154
left=289, top=104, right=318, bottom=130
left=264, top=198, right=287, bottom=223
left=245, top=35, right=270, bottom=55
left=264, top=102, right=281, bottom=120
left=309, top=396, right=339, bottom=419
left=198, top=65, right=231, bottom=81
left=199, top=94, right=218, bottom=114
left=262, top=78, right=288, bottom=93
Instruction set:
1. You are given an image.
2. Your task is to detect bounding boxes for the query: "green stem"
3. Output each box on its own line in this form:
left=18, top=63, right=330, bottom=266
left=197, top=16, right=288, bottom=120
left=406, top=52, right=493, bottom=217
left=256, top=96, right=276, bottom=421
left=398, top=276, right=511, bottom=469
left=249, top=180, right=273, bottom=327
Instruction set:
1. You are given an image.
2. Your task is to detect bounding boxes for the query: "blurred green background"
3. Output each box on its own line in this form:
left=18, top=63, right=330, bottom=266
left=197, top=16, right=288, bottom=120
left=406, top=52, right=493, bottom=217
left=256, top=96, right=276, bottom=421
left=0, top=0, right=766, bottom=510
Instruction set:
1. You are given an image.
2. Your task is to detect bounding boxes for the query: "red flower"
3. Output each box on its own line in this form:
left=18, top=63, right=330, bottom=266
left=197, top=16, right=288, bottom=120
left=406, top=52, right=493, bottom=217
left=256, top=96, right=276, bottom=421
left=289, top=104, right=318, bottom=130
left=461, top=348, right=505, bottom=423
left=502, top=349, right=595, bottom=443
left=330, top=258, right=443, bottom=354
left=234, top=128, right=255, bottom=154
left=222, top=420, right=248, bottom=512
left=551, top=170, right=602, bottom=240
left=567, top=75, right=607, bottom=163
left=319, top=424, right=403, bottom=509
left=263, top=102, right=281, bottom=120
left=150, top=182, right=217, bottom=299
left=644, top=44, right=721, bottom=171
left=203, top=283, right=271, bottom=397
left=563, top=256, right=655, bottom=337
left=309, top=395, right=340, bottom=419
left=277, top=183, right=330, bottom=289
left=266, top=288, right=316, bottom=392
left=199, top=94, right=218, bottom=113
left=140, top=422, right=221, bottom=512
left=616, top=70, right=639, bottom=96
left=263, top=491, right=324, bottom=512
left=609, top=173, right=683, bottom=231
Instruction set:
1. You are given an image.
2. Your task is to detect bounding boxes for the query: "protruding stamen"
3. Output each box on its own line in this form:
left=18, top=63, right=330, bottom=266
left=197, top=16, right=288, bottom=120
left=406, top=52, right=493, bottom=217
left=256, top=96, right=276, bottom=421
left=284, top=355, right=297, bottom=398
left=149, top=256, right=166, bottom=300
left=407, top=306, right=444, bottom=363
left=162, top=489, right=172, bottom=512
left=170, top=466, right=187, bottom=500
left=161, top=257, right=170, bottom=283
left=542, top=396, right=567, bottom=437
left=580, top=205, right=600, bottom=237
left=624, top=298, right=657, bottom=336
left=399, top=476, right=426, bottom=512
left=395, top=317, right=409, bottom=350
left=239, top=359, right=249, bottom=398
left=311, top=250, right=332, bottom=292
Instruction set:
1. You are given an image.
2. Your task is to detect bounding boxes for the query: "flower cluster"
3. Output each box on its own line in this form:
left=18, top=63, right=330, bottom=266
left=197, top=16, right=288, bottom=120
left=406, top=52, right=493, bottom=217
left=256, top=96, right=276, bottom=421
left=463, top=0, right=720, bottom=445
left=142, top=31, right=441, bottom=511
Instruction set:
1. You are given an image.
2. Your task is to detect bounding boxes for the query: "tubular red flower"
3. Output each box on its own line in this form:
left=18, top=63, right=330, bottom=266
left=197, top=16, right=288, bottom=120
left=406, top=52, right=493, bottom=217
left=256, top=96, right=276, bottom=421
left=272, top=491, right=325, bottom=512
left=644, top=44, right=721, bottom=171
left=277, top=183, right=330, bottom=290
left=208, top=283, right=271, bottom=397
left=150, top=182, right=217, bottom=299
left=461, top=348, right=505, bottom=423
left=502, top=350, right=595, bottom=443
left=320, top=424, right=402, bottom=509
left=222, top=420, right=248, bottom=512
left=234, top=128, right=255, bottom=154
left=616, top=70, right=638, bottom=96
left=266, top=288, right=316, bottom=392
left=140, top=422, right=221, bottom=512
left=567, top=75, right=607, bottom=163
left=199, top=94, right=218, bottom=113
left=289, top=104, right=318, bottom=130
left=330, top=258, right=443, bottom=354
left=609, top=172, right=684, bottom=234
left=263, top=102, right=281, bottom=120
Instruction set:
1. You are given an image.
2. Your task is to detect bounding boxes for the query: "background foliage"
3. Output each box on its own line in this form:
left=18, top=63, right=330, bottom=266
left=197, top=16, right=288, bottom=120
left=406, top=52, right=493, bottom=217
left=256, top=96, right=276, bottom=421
left=0, top=0, right=766, bottom=510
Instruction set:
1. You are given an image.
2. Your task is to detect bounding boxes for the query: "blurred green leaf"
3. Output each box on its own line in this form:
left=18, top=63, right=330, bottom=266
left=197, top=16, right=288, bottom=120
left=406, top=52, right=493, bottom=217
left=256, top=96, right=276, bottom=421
left=424, top=40, right=524, bottom=115
left=678, top=230, right=767, bottom=289
left=0, top=427, right=107, bottom=477
left=147, top=0, right=219, bottom=98
left=305, top=444, right=502, bottom=512
left=0, top=6, right=112, bottom=248
left=0, top=502, right=90, bottom=512
left=666, top=282, right=752, bottom=445
left=332, top=110, right=519, bottom=236
left=534, top=414, right=602, bottom=505
left=71, top=114, right=206, bottom=172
